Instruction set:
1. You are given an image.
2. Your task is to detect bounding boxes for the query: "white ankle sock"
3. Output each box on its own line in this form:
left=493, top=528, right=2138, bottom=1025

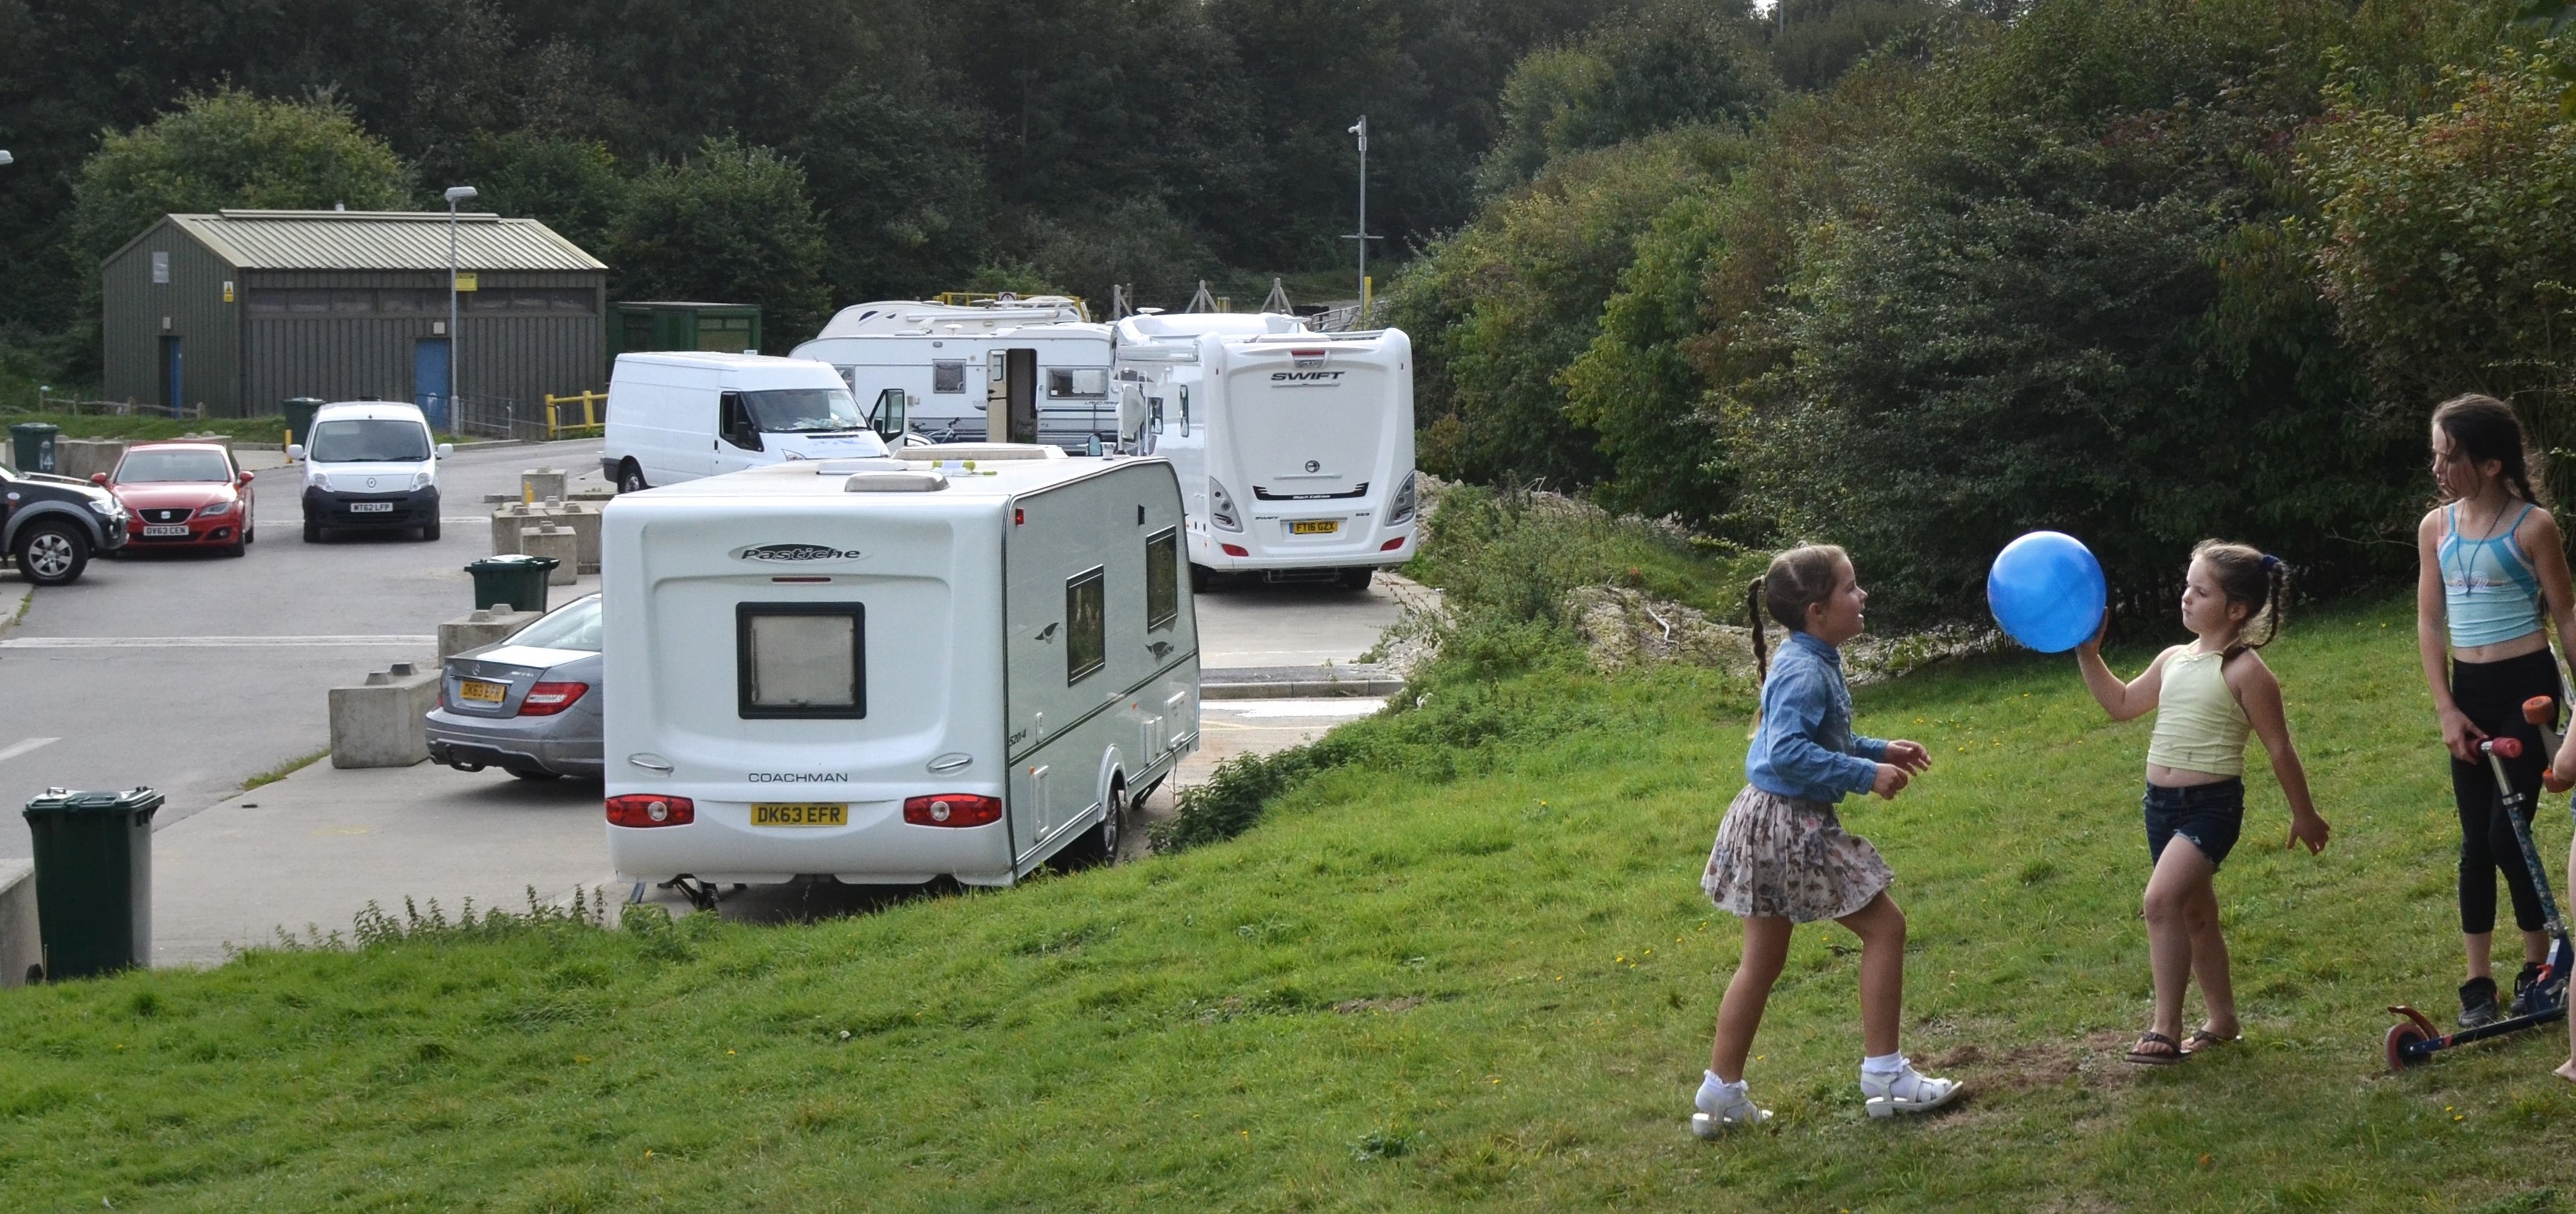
left=1861, top=1052, right=1907, bottom=1076
left=1701, top=1070, right=1745, bottom=1099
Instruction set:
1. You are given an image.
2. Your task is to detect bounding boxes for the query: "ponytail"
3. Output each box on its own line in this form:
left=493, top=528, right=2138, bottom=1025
left=1745, top=577, right=1770, bottom=686
left=2191, top=540, right=2288, bottom=656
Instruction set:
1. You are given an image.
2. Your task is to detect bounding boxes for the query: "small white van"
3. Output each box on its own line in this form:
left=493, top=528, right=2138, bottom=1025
left=601, top=445, right=1200, bottom=892
left=288, top=400, right=453, bottom=543
left=1115, top=325, right=1416, bottom=587
left=599, top=352, right=907, bottom=493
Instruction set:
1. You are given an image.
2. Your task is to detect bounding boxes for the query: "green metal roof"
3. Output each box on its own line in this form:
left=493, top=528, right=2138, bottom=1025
left=150, top=210, right=605, bottom=272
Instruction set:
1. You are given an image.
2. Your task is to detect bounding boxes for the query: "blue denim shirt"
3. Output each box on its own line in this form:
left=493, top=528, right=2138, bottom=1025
left=1745, top=630, right=1888, bottom=803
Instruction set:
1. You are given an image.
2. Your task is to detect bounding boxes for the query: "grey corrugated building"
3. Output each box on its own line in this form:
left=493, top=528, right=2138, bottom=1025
left=101, top=209, right=608, bottom=422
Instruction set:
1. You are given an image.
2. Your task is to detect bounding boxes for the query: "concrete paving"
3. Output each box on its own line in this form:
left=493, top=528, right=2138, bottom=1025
left=1194, top=576, right=1404, bottom=669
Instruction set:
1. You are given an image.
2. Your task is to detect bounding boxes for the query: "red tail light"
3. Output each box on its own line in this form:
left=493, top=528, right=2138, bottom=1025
left=607, top=794, right=694, bottom=827
left=1221, top=543, right=1249, bottom=557
left=903, top=793, right=1002, bottom=827
left=1380, top=538, right=1404, bottom=551
left=517, top=682, right=589, bottom=716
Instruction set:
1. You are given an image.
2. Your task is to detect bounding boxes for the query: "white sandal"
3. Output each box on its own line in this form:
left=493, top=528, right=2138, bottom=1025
left=1690, top=1080, right=1772, bottom=1137
left=1861, top=1064, right=1963, bottom=1119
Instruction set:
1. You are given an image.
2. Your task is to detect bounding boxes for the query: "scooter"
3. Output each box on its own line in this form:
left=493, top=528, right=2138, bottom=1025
left=2385, top=695, right=2575, bottom=1070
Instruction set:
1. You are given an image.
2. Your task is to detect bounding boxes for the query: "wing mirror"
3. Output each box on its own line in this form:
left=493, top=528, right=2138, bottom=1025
left=89, top=473, right=107, bottom=486
left=239, top=470, right=255, bottom=484
left=435, top=443, right=455, bottom=459
left=287, top=444, right=305, bottom=461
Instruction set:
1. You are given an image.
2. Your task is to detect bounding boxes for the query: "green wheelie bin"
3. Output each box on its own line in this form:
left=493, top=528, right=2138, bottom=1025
left=465, top=554, right=558, bottom=613
left=282, top=397, right=325, bottom=448
left=10, top=421, right=59, bottom=474
left=22, top=786, right=162, bottom=981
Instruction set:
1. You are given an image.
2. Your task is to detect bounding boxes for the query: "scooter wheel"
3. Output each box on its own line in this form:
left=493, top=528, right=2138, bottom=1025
left=2385, top=1020, right=2429, bottom=1072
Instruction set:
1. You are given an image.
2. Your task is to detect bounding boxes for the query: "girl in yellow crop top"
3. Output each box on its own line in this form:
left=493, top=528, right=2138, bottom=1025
left=2077, top=541, right=2332, bottom=1066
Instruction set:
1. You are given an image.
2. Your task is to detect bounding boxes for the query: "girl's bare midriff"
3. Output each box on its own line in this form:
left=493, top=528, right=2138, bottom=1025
left=2453, top=627, right=2551, bottom=666
left=2147, top=764, right=2234, bottom=788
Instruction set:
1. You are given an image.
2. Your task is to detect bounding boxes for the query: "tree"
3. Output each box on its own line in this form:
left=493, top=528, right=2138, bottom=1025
left=456, top=134, right=629, bottom=255
left=606, top=137, right=830, bottom=346
left=70, top=88, right=409, bottom=270
left=790, top=78, right=991, bottom=301
left=1477, top=0, right=1774, bottom=193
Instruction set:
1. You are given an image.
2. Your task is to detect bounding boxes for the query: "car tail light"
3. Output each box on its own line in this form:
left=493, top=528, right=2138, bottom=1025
left=517, top=682, right=589, bottom=716
left=1381, top=538, right=1404, bottom=551
left=606, top=794, right=694, bottom=827
left=903, top=793, right=1001, bottom=827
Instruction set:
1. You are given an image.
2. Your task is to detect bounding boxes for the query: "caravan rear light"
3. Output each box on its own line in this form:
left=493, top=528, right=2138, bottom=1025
left=904, top=794, right=1002, bottom=827
left=517, top=682, right=589, bottom=716
left=1384, top=470, right=1419, bottom=525
left=1380, top=538, right=1404, bottom=551
left=607, top=795, right=695, bottom=828
left=1221, top=543, right=1249, bottom=557
left=1206, top=479, right=1242, bottom=531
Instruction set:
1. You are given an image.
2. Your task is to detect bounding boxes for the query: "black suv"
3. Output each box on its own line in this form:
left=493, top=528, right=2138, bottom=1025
left=0, top=465, right=130, bottom=585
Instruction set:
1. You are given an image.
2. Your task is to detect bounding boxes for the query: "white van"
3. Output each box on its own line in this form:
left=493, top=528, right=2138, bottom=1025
left=599, top=352, right=906, bottom=493
left=288, top=400, right=453, bottom=543
left=790, top=322, right=1118, bottom=449
left=601, top=445, right=1200, bottom=892
left=1117, top=325, right=1416, bottom=587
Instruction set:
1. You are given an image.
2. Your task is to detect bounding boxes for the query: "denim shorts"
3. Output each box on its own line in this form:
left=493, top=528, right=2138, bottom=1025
left=2144, top=779, right=2246, bottom=869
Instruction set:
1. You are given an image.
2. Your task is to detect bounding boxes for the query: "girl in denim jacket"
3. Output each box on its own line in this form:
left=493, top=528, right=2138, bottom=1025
left=1693, top=543, right=1960, bottom=1135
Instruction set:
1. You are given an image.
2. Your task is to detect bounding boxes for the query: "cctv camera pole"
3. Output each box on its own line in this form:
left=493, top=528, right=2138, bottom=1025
left=1342, top=118, right=1381, bottom=328
left=443, top=185, right=478, bottom=432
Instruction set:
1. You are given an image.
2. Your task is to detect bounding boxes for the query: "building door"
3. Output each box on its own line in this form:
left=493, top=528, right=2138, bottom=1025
left=414, top=338, right=451, bottom=432
left=159, top=336, right=183, bottom=416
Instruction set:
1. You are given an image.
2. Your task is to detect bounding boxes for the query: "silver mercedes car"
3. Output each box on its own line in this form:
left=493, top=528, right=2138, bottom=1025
left=425, top=594, right=602, bottom=780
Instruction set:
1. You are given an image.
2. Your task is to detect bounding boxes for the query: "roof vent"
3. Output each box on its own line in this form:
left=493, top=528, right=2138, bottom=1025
left=844, top=471, right=948, bottom=493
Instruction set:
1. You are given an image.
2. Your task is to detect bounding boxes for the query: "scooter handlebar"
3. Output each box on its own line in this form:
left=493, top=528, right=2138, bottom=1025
left=2485, top=736, right=2525, bottom=760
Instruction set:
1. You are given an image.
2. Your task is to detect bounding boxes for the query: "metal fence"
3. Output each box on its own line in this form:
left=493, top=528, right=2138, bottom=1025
left=437, top=392, right=548, bottom=441
left=24, top=390, right=200, bottom=420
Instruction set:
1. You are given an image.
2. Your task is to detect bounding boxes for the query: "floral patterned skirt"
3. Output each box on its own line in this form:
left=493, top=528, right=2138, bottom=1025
left=1702, top=784, right=1893, bottom=923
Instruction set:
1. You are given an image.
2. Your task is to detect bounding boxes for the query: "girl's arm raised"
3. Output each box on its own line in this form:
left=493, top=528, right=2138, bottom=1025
left=2227, top=651, right=2330, bottom=855
left=2420, top=509, right=2484, bottom=761
left=2075, top=616, right=2174, bottom=722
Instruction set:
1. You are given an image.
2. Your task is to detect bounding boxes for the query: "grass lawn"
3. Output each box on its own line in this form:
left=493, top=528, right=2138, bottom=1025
left=0, top=412, right=304, bottom=445
left=3, top=595, right=2572, bottom=1211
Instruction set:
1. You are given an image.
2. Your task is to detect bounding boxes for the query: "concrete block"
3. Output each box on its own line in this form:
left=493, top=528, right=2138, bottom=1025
left=328, top=661, right=440, bottom=769
left=488, top=501, right=543, bottom=555
left=54, top=438, right=127, bottom=483
left=438, top=607, right=542, bottom=659
left=567, top=485, right=615, bottom=505
left=521, top=524, right=579, bottom=585
left=552, top=502, right=603, bottom=573
left=0, top=860, right=35, bottom=988
left=521, top=467, right=566, bottom=503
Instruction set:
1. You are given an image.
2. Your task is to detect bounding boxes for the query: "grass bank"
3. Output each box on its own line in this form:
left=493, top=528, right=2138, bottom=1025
left=0, top=412, right=300, bottom=445
left=2, top=595, right=2571, bottom=1210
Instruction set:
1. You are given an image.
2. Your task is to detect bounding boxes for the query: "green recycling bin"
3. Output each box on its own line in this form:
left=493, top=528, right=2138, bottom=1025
left=23, top=786, right=162, bottom=981
left=282, top=397, right=325, bottom=447
left=11, top=422, right=59, bottom=474
left=465, top=554, right=558, bottom=613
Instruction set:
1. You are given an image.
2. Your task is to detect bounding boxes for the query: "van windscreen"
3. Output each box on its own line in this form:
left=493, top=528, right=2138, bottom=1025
left=308, top=419, right=430, bottom=462
left=745, top=388, right=866, bottom=435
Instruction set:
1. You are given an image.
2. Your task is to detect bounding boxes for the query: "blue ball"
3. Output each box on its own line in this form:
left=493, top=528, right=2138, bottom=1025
left=1987, top=531, right=2106, bottom=653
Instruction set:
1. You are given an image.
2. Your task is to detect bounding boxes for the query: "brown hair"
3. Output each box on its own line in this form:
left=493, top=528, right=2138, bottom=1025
left=2192, top=540, right=2288, bottom=654
left=2433, top=393, right=2544, bottom=505
left=1745, top=543, right=1850, bottom=684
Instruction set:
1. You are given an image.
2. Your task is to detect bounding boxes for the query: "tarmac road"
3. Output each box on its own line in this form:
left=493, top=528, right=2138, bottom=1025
left=0, top=438, right=610, bottom=859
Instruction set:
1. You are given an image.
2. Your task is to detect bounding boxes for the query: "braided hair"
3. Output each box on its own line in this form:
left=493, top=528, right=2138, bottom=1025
left=2433, top=394, right=2545, bottom=505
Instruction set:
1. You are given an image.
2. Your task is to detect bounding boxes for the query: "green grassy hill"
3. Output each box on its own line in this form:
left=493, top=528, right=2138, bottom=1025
left=3, top=596, right=2571, bottom=1211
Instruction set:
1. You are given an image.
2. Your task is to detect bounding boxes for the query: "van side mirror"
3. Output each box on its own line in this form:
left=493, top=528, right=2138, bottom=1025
left=287, top=444, right=305, bottom=461
left=869, top=387, right=909, bottom=443
left=435, top=442, right=454, bottom=459
left=1117, top=386, right=1148, bottom=454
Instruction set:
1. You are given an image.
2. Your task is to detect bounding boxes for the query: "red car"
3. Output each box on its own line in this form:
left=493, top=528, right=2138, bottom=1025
left=97, top=441, right=258, bottom=557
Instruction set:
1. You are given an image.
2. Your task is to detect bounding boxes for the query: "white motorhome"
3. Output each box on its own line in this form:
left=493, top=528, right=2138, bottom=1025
left=601, top=445, right=1199, bottom=893
left=790, top=322, right=1119, bottom=450
left=1115, top=321, right=1417, bottom=588
left=599, top=352, right=907, bottom=493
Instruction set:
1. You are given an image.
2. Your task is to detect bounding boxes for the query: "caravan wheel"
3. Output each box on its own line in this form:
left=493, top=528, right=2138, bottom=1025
left=1076, top=776, right=1126, bottom=867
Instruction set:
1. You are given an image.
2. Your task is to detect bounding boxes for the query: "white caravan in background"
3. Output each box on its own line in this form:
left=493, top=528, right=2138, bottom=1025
left=1114, top=321, right=1416, bottom=589
left=790, top=322, right=1119, bottom=450
left=601, top=445, right=1200, bottom=895
left=814, top=297, right=1090, bottom=337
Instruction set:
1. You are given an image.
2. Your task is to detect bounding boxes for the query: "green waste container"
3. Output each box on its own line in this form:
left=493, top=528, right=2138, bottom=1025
left=282, top=397, right=325, bottom=447
left=465, top=554, right=558, bottom=613
left=23, top=786, right=162, bottom=981
left=10, top=422, right=59, bottom=474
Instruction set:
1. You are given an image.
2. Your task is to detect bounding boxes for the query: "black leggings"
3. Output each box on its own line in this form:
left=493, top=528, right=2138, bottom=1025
left=2449, top=649, right=2559, bottom=936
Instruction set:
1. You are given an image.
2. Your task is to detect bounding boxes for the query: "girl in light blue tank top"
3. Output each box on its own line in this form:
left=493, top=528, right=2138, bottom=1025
left=2417, top=394, right=2576, bottom=1044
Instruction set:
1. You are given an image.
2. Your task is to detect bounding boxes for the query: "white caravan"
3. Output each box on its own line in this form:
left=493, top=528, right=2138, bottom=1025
left=814, top=297, right=1090, bottom=337
left=790, top=322, right=1118, bottom=450
left=601, top=445, right=1200, bottom=892
left=600, top=352, right=908, bottom=493
left=1116, top=322, right=1417, bottom=587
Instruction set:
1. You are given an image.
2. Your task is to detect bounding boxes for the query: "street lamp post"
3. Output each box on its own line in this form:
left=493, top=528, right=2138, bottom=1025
left=443, top=185, right=477, bottom=429
left=1341, top=118, right=1381, bottom=327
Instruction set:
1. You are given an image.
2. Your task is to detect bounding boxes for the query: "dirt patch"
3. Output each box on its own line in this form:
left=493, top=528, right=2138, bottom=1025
left=1923, top=1031, right=2148, bottom=1093
left=1566, top=585, right=2002, bottom=685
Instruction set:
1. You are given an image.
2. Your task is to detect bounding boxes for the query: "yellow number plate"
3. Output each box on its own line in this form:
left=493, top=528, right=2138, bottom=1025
left=751, top=803, right=847, bottom=827
left=458, top=679, right=508, bottom=703
left=1290, top=520, right=1339, bottom=535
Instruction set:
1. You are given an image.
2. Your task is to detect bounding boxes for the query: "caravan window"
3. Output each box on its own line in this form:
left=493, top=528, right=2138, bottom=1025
left=1065, top=567, right=1105, bottom=684
left=737, top=603, right=866, bottom=718
left=933, top=361, right=966, bottom=393
left=1046, top=368, right=1108, bottom=399
left=1145, top=528, right=1179, bottom=632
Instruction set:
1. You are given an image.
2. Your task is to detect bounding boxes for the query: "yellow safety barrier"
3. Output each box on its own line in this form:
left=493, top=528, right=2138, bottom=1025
left=544, top=391, right=608, bottom=440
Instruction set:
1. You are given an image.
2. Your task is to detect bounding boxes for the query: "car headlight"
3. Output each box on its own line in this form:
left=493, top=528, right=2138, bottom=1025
left=195, top=499, right=236, bottom=517
left=1206, top=478, right=1242, bottom=531
left=411, top=471, right=433, bottom=491
left=309, top=473, right=331, bottom=492
left=84, top=497, right=118, bottom=517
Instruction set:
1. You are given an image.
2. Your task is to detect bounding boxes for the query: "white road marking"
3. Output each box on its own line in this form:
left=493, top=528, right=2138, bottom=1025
left=0, top=635, right=435, bottom=649
left=0, top=736, right=60, bottom=763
